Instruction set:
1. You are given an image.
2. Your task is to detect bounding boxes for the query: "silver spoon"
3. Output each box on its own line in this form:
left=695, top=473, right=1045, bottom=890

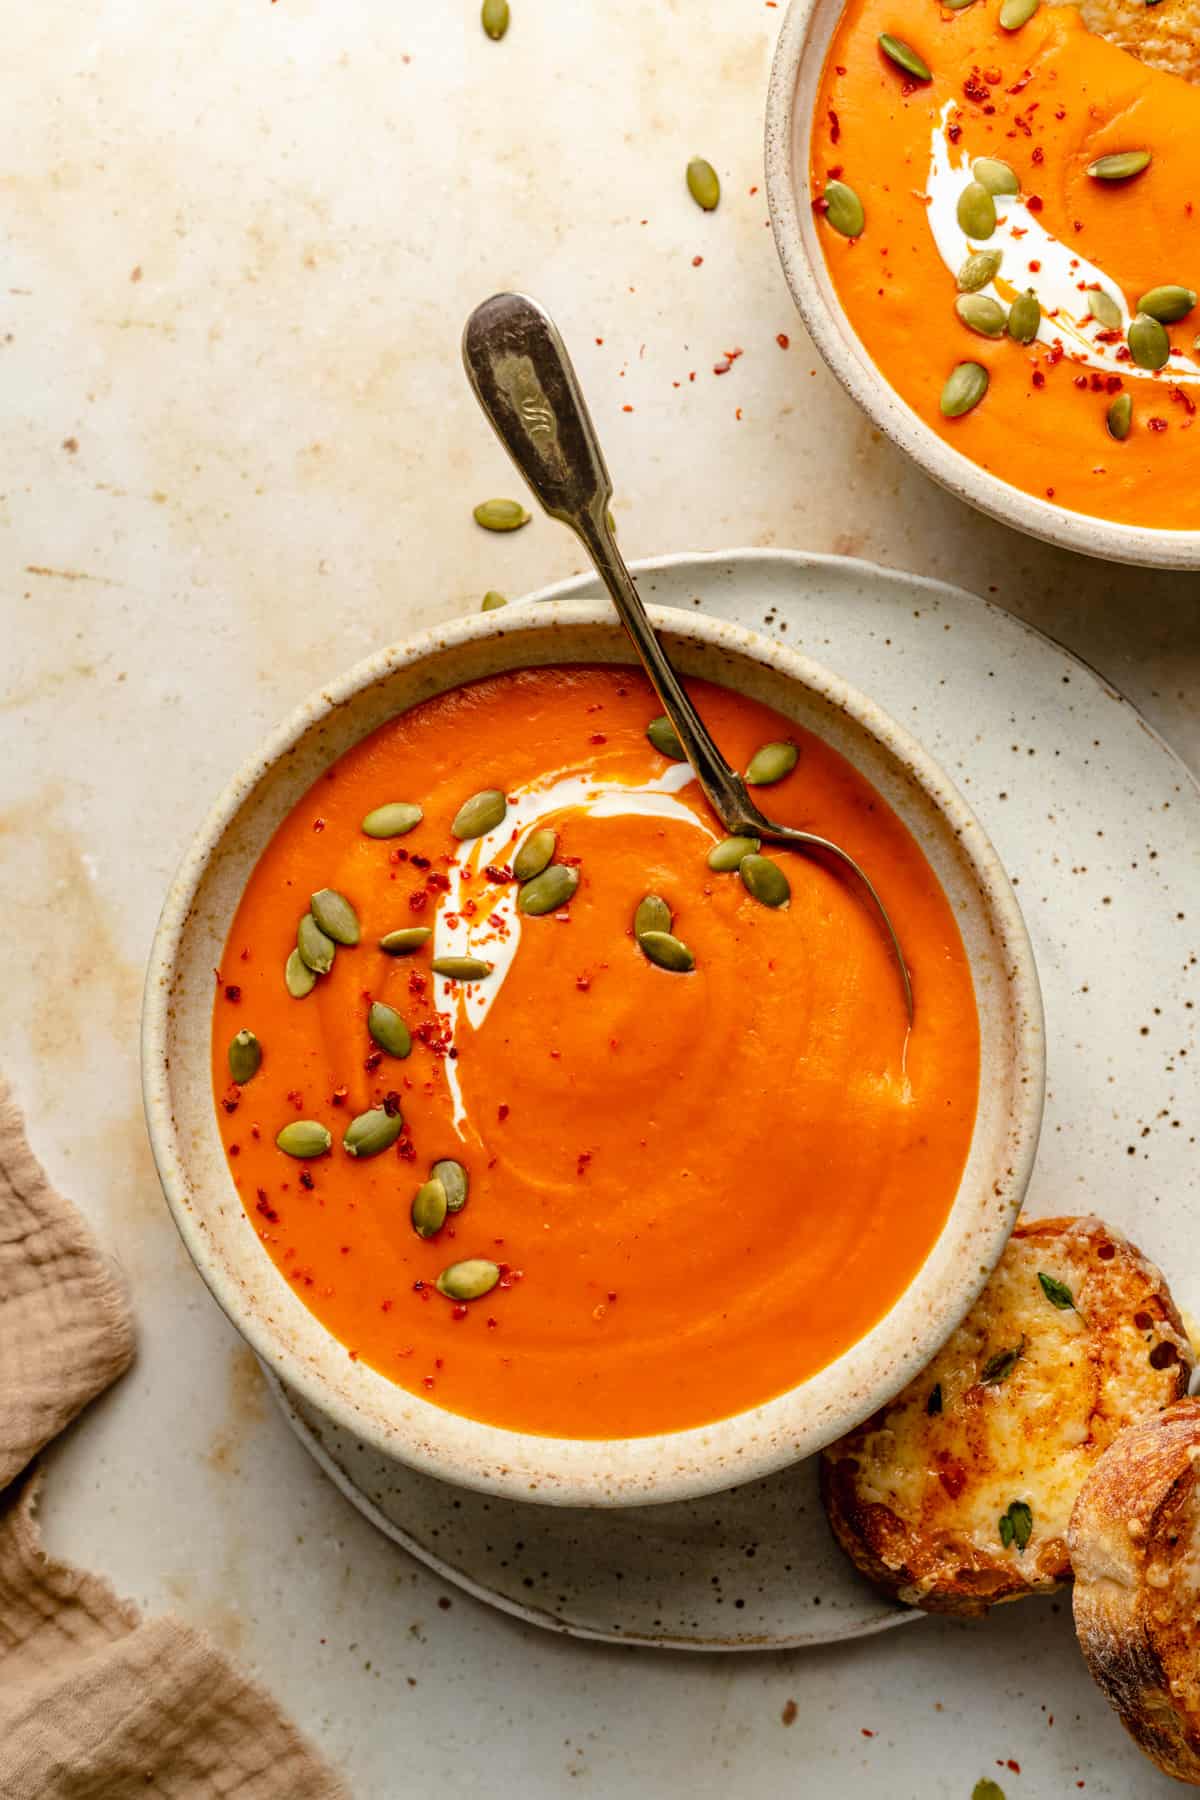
left=462, top=291, right=913, bottom=1024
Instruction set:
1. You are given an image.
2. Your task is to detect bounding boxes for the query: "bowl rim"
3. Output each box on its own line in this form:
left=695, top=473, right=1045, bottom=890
left=142, top=585, right=1045, bottom=1507
left=763, top=0, right=1200, bottom=571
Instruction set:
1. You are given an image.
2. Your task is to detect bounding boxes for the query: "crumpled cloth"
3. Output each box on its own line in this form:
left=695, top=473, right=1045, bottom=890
left=0, top=1076, right=349, bottom=1798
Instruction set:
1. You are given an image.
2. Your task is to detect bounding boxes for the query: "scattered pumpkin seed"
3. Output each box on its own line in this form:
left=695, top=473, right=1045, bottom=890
left=1006, top=288, right=1042, bottom=344
left=432, top=956, right=494, bottom=981
left=276, top=1119, right=331, bottom=1158
left=432, top=1158, right=469, bottom=1213
left=999, top=0, right=1039, bottom=28
left=740, top=854, right=791, bottom=908
left=1128, top=311, right=1170, bottom=371
left=822, top=179, right=865, bottom=239
left=362, top=802, right=423, bottom=839
left=412, top=1178, right=448, bottom=1239
left=437, top=1258, right=501, bottom=1301
left=512, top=827, right=556, bottom=882
left=519, top=863, right=580, bottom=915
left=707, top=835, right=761, bottom=872
left=480, top=590, right=508, bottom=611
left=1038, top=1271, right=1076, bottom=1310
left=637, top=929, right=695, bottom=972
left=1087, top=288, right=1122, bottom=330
left=943, top=0, right=977, bottom=9
left=311, top=888, right=360, bottom=946
left=972, top=157, right=1019, bottom=196
left=940, top=361, right=989, bottom=418
left=297, top=912, right=336, bottom=975
left=955, top=293, right=1007, bottom=337
left=1136, top=284, right=1196, bottom=323
left=878, top=33, right=932, bottom=80
left=634, top=893, right=672, bottom=938
left=343, top=1107, right=404, bottom=1159
left=646, top=715, right=686, bottom=760
left=380, top=927, right=433, bottom=955
left=686, top=157, right=721, bottom=212
left=473, top=498, right=530, bottom=532
left=228, top=1029, right=262, bottom=1084
left=1087, top=150, right=1151, bottom=182
left=481, top=0, right=509, bottom=38
left=1107, top=392, right=1133, bottom=440
left=452, top=788, right=507, bottom=839
left=957, top=248, right=1003, bottom=293
left=956, top=181, right=997, bottom=239
left=746, top=740, right=799, bottom=786
left=368, top=1001, right=412, bottom=1058
left=285, top=948, right=316, bottom=998
left=972, top=1782, right=1007, bottom=1800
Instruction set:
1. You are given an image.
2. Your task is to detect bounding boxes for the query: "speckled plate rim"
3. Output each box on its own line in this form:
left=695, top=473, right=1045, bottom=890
left=763, top=0, right=1200, bottom=570
left=142, top=572, right=1044, bottom=1510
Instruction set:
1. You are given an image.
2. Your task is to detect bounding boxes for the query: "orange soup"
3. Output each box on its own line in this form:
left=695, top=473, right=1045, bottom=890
left=210, top=667, right=979, bottom=1439
left=811, top=2, right=1200, bottom=529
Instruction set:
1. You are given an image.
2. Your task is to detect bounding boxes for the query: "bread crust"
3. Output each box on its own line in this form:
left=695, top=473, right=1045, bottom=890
left=821, top=1215, right=1192, bottom=1616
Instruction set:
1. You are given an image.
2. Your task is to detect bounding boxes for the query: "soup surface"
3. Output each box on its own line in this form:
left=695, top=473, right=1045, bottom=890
left=210, top=666, right=979, bottom=1439
left=811, top=1, right=1200, bottom=529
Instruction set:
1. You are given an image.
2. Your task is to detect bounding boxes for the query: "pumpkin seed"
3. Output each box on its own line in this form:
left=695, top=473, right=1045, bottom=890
left=518, top=863, right=580, bottom=915
left=1107, top=392, right=1133, bottom=440
left=343, top=1106, right=404, bottom=1159
left=940, top=361, right=989, bottom=417
left=646, top=715, right=686, bottom=760
left=512, top=827, right=556, bottom=882
left=1006, top=288, right=1042, bottom=345
left=228, top=1029, right=262, bottom=1084
left=957, top=249, right=1002, bottom=293
left=740, top=854, right=791, bottom=908
left=481, top=0, right=509, bottom=37
left=436, top=1258, right=501, bottom=1301
left=311, top=888, right=360, bottom=946
left=473, top=497, right=529, bottom=532
left=285, top=948, right=316, bottom=998
left=999, top=0, right=1039, bottom=27
left=956, top=181, right=997, bottom=239
left=380, top=927, right=433, bottom=955
left=1087, top=150, right=1151, bottom=182
left=686, top=157, right=721, bottom=212
left=368, top=1001, right=412, bottom=1058
left=432, top=956, right=494, bottom=981
left=452, top=788, right=507, bottom=839
left=972, top=157, right=1019, bottom=196
left=1136, top=284, right=1196, bottom=323
left=1128, top=311, right=1170, bottom=371
left=480, top=590, right=508, bottom=610
left=637, top=929, right=695, bottom=972
left=634, top=893, right=672, bottom=938
left=878, top=33, right=932, bottom=80
left=362, top=802, right=423, bottom=839
left=276, top=1119, right=331, bottom=1158
left=1087, top=288, right=1122, bottom=330
left=746, top=740, right=799, bottom=786
left=411, top=1178, right=448, bottom=1239
left=432, top=1158, right=469, bottom=1212
left=955, top=293, right=1007, bottom=337
left=707, top=835, right=761, bottom=872
left=297, top=912, right=336, bottom=975
left=943, top=0, right=977, bottom=9
left=823, top=179, right=865, bottom=239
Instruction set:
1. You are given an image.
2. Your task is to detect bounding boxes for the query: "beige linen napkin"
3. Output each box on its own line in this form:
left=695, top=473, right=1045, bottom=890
left=0, top=1077, right=349, bottom=1799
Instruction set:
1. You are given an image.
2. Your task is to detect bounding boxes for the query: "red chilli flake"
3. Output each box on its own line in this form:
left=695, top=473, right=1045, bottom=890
left=223, top=984, right=241, bottom=1003
left=1026, top=195, right=1044, bottom=213
left=299, top=1169, right=315, bottom=1191
left=963, top=72, right=990, bottom=104
left=408, top=889, right=429, bottom=913
left=692, top=255, right=703, bottom=267
left=1171, top=386, right=1197, bottom=416
left=828, top=108, right=841, bottom=144
left=1032, top=145, right=1045, bottom=165
left=776, top=333, right=790, bottom=349
left=255, top=1191, right=279, bottom=1224
left=947, top=119, right=962, bottom=145
left=1148, top=417, right=1169, bottom=432
left=1032, top=370, right=1046, bottom=388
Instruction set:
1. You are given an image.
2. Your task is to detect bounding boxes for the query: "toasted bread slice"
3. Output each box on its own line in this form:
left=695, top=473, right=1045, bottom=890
left=821, top=1216, right=1191, bottom=1615
left=1071, top=1399, right=1200, bottom=1785
left=1076, top=0, right=1200, bottom=84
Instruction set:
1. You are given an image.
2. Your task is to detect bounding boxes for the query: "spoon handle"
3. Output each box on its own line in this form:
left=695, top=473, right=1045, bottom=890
left=462, top=292, right=754, bottom=831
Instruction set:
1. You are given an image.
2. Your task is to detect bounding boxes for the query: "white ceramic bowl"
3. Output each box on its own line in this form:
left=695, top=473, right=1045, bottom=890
left=764, top=0, right=1200, bottom=570
left=142, top=599, right=1044, bottom=1508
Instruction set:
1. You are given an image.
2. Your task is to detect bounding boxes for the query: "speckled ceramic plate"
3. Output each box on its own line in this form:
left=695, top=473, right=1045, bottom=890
left=266, top=548, right=1200, bottom=1651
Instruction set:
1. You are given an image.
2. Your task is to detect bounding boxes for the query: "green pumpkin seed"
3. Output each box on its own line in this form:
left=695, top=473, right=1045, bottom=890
left=297, top=912, right=336, bottom=975
left=432, top=956, right=493, bottom=981
left=368, top=1001, right=412, bottom=1058
left=972, top=157, right=1019, bottom=196
left=227, top=1029, right=262, bottom=1084
left=1087, top=288, right=1122, bottom=330
left=480, top=590, right=508, bottom=610
left=1107, top=392, right=1133, bottom=441
left=1088, top=151, right=1151, bottom=182
left=686, top=157, right=721, bottom=212
left=436, top=1258, right=501, bottom=1301
left=311, top=888, right=360, bottom=946
left=380, top=927, right=433, bottom=955
left=512, top=827, right=556, bottom=882
left=943, top=0, right=977, bottom=9
left=362, top=801, right=423, bottom=839
left=518, top=864, right=580, bottom=915
left=1007, top=288, right=1042, bottom=345
left=999, top=0, right=1039, bottom=27
left=481, top=0, right=509, bottom=37
left=940, top=361, right=989, bottom=418
left=637, top=929, right=695, bottom=972
left=344, top=1106, right=404, bottom=1159
left=1128, top=311, right=1170, bottom=371
left=432, top=1158, right=469, bottom=1212
left=740, top=854, right=791, bottom=908
left=634, top=893, right=672, bottom=938
left=746, top=740, right=799, bottom=786
left=707, top=835, right=761, bottom=872
left=955, top=293, right=1007, bottom=337
left=646, top=715, right=686, bottom=760
left=823, top=179, right=865, bottom=239
left=957, top=249, right=1003, bottom=293
left=878, top=33, right=931, bottom=80
left=1136, top=284, right=1196, bottom=323
left=956, top=181, right=997, bottom=239
left=276, top=1120, right=331, bottom=1158
left=285, top=947, right=316, bottom=998
left=473, top=498, right=529, bottom=532
left=452, top=788, right=507, bottom=839
left=411, top=1178, right=448, bottom=1239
